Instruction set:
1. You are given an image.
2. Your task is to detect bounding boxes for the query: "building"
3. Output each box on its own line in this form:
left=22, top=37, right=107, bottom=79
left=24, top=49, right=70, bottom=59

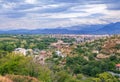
left=56, top=50, right=65, bottom=57
left=96, top=54, right=109, bottom=59
left=14, top=48, right=34, bottom=56
left=92, top=50, right=99, bottom=54
left=51, top=40, right=70, bottom=50
left=14, top=48, right=27, bottom=56
left=26, top=49, right=33, bottom=56
left=34, top=50, right=47, bottom=65
left=33, top=48, right=40, bottom=55
left=116, top=64, right=120, bottom=70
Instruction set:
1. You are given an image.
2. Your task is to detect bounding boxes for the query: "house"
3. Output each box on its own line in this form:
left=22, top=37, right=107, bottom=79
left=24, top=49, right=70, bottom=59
left=117, top=50, right=120, bottom=53
left=51, top=40, right=70, bottom=49
left=116, top=64, right=120, bottom=70
left=96, top=54, right=109, bottom=59
left=33, top=48, right=40, bottom=55
left=34, top=50, right=47, bottom=65
left=14, top=48, right=27, bottom=56
left=92, top=50, right=99, bottom=54
left=56, top=50, right=65, bottom=57
left=14, top=48, right=34, bottom=56
left=26, top=49, right=33, bottom=56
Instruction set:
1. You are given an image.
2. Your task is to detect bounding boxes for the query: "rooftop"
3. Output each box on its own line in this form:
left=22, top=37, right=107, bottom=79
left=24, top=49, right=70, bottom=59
left=116, top=64, right=120, bottom=67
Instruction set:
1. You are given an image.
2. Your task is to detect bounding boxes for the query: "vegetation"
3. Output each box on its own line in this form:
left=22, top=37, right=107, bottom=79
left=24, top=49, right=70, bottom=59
left=0, top=53, right=52, bottom=82
left=0, top=34, right=119, bottom=82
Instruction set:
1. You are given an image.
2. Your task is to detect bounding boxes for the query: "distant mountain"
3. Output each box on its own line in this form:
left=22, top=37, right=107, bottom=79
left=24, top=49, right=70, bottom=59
left=0, top=29, right=31, bottom=34
left=31, top=29, right=74, bottom=34
left=0, top=22, right=120, bottom=34
left=0, top=29, right=75, bottom=34
left=94, top=22, right=120, bottom=34
left=66, top=24, right=105, bottom=31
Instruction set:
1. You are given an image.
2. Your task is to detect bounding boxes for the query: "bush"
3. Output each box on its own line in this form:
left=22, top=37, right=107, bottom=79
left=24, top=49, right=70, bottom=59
left=0, top=53, right=52, bottom=82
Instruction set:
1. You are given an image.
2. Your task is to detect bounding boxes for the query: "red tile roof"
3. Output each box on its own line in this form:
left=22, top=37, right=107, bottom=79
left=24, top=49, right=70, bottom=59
left=116, top=64, right=120, bottom=67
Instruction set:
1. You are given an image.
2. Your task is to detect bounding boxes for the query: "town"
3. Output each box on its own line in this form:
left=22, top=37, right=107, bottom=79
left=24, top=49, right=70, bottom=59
left=0, top=34, right=120, bottom=82
left=11, top=34, right=109, bottom=65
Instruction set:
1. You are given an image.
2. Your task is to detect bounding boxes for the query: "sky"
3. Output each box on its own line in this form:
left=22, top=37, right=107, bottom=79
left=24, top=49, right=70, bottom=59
left=0, top=0, right=120, bottom=30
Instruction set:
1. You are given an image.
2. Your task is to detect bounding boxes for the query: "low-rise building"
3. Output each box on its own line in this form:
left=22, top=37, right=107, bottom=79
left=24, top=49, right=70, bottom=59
left=26, top=49, right=33, bottom=56
left=34, top=50, right=47, bottom=65
left=116, top=64, right=120, bottom=70
left=33, top=48, right=40, bottom=55
left=92, top=50, right=99, bottom=54
left=96, top=54, right=109, bottom=59
left=56, top=51, right=66, bottom=58
left=14, top=48, right=27, bottom=56
left=14, top=48, right=34, bottom=56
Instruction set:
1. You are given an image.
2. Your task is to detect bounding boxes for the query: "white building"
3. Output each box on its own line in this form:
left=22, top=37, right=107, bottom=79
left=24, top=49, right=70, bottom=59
left=56, top=51, right=65, bottom=57
left=14, top=48, right=27, bottom=56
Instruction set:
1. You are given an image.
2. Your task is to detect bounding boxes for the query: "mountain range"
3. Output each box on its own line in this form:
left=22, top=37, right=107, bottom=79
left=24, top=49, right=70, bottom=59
left=0, top=22, right=120, bottom=34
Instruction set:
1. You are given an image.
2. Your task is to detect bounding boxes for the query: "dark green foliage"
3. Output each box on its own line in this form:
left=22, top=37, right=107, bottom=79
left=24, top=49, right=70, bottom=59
left=114, top=44, right=120, bottom=49
left=0, top=35, right=58, bottom=51
left=92, top=72, right=119, bottom=82
left=66, top=55, right=118, bottom=77
left=0, top=54, right=36, bottom=76
left=61, top=38, right=75, bottom=43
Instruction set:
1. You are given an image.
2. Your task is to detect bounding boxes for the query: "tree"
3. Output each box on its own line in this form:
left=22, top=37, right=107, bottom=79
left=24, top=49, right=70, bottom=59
left=38, top=66, right=52, bottom=82
left=5, top=44, right=15, bottom=52
left=54, top=71, right=69, bottom=82
left=0, top=53, right=52, bottom=82
left=53, top=71, right=78, bottom=82
left=92, top=72, right=119, bottom=82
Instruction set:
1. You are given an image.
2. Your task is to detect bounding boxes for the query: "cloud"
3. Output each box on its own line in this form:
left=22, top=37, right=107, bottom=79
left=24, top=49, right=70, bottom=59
left=0, top=0, right=120, bottom=30
left=4, top=0, right=22, bottom=3
left=25, top=0, right=37, bottom=4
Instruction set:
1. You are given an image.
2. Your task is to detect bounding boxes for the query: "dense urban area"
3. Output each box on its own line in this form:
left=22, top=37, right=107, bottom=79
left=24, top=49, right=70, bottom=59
left=0, top=34, right=120, bottom=82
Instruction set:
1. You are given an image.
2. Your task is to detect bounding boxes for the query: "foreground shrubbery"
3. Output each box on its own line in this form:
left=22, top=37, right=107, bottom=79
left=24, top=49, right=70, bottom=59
left=0, top=53, right=52, bottom=82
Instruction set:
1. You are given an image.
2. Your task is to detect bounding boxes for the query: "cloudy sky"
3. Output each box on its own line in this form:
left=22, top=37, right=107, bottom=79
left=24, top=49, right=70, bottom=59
left=0, top=0, right=120, bottom=30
